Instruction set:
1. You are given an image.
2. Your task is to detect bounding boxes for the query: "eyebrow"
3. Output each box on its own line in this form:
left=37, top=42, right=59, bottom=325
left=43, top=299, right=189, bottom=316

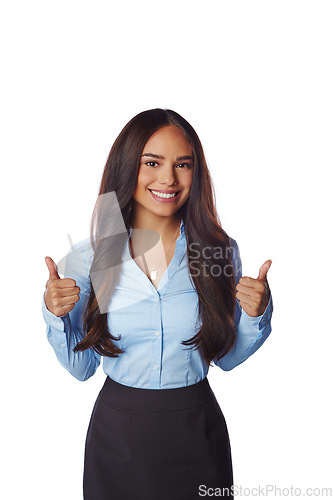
left=141, top=153, right=194, bottom=161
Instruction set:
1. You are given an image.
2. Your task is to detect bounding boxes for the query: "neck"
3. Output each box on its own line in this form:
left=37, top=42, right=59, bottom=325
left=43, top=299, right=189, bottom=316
left=130, top=209, right=181, bottom=241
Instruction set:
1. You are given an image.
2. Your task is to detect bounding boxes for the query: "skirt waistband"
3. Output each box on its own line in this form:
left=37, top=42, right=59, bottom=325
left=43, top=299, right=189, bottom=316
left=99, top=376, right=216, bottom=413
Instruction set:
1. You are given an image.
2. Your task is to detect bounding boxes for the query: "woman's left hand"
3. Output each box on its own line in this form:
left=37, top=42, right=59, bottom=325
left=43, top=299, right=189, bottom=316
left=236, top=260, right=272, bottom=317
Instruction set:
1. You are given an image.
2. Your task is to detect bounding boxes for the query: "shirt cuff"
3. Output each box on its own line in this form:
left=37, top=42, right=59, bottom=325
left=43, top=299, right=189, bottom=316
left=42, top=293, right=66, bottom=332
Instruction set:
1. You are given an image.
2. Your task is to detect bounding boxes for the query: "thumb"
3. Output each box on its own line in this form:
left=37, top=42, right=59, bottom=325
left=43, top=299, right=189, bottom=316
left=257, top=259, right=272, bottom=282
left=45, top=256, right=60, bottom=280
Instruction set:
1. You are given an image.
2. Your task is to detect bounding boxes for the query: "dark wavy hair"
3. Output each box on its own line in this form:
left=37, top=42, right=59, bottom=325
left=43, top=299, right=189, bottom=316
left=73, top=108, right=236, bottom=366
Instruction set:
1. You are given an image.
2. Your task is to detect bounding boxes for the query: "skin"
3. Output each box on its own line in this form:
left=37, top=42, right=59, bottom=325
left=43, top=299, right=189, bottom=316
left=236, top=261, right=272, bottom=317
left=44, top=259, right=79, bottom=317
left=43, top=124, right=271, bottom=318
left=131, top=124, right=194, bottom=242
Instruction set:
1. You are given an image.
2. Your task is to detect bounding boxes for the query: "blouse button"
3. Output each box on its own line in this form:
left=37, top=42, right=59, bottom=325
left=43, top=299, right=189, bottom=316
left=153, top=364, right=158, bottom=370
left=154, top=297, right=159, bottom=302
left=154, top=330, right=160, bottom=336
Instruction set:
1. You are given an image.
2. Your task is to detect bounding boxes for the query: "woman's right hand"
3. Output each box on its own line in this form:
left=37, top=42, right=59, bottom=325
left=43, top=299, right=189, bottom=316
left=44, top=256, right=81, bottom=317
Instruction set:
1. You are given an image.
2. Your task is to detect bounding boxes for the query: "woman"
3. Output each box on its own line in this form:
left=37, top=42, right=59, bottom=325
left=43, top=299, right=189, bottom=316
left=42, top=108, right=273, bottom=499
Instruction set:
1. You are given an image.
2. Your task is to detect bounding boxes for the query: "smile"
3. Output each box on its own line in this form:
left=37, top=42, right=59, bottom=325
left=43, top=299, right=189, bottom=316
left=150, top=190, right=179, bottom=198
left=148, top=189, right=181, bottom=203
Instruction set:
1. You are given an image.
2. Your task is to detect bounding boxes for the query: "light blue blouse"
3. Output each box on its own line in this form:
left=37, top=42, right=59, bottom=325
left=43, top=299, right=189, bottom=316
left=42, top=219, right=273, bottom=388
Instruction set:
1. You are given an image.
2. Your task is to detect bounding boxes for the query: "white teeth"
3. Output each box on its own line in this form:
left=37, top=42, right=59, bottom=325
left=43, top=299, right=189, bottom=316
left=151, top=190, right=178, bottom=199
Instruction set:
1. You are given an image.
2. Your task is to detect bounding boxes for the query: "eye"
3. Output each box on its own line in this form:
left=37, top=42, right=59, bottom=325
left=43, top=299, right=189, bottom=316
left=145, top=161, right=159, bottom=167
left=176, top=163, right=192, bottom=169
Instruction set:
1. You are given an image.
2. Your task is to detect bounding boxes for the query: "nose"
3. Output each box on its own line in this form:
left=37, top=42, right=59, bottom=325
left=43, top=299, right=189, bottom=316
left=158, top=165, right=178, bottom=186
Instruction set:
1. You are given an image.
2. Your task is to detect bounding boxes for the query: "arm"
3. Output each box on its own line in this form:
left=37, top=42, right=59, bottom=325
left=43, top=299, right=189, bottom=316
left=214, top=238, right=273, bottom=371
left=42, top=239, right=101, bottom=381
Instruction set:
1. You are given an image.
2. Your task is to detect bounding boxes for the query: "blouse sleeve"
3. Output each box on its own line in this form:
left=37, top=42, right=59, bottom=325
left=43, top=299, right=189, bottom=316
left=42, top=239, right=101, bottom=381
left=214, top=237, right=273, bottom=371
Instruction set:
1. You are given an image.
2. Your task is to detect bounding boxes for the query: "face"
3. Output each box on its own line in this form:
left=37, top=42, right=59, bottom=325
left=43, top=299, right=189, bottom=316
left=132, top=125, right=193, bottom=218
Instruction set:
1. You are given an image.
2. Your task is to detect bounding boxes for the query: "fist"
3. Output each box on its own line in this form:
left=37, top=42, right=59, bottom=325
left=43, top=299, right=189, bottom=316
left=236, top=260, right=272, bottom=317
left=44, top=256, right=81, bottom=317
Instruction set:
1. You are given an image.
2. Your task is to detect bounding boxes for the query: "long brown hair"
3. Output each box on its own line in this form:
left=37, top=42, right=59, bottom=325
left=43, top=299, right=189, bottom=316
left=73, top=108, right=236, bottom=366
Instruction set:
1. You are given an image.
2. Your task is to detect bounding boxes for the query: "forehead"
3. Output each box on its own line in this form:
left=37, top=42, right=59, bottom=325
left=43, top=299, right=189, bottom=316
left=143, top=125, right=192, bottom=154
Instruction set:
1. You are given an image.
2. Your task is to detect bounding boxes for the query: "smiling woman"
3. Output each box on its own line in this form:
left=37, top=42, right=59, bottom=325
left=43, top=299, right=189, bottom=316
left=43, top=108, right=273, bottom=499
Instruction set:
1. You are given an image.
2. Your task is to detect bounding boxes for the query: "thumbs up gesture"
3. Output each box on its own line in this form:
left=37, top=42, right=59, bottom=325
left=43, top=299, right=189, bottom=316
left=44, top=256, right=81, bottom=317
left=235, top=260, right=272, bottom=317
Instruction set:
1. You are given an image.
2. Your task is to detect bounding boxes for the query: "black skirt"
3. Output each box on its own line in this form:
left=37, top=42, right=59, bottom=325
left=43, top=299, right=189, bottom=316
left=83, top=376, right=233, bottom=499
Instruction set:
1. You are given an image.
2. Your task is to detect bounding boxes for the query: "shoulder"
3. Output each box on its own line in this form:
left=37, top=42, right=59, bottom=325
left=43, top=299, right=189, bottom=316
left=71, top=237, right=94, bottom=264
left=227, top=236, right=242, bottom=280
left=57, top=237, right=94, bottom=284
left=228, top=236, right=240, bottom=263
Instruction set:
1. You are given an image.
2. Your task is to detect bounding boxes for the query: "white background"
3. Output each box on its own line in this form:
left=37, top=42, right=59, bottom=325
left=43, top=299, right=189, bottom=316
left=1, top=1, right=332, bottom=498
